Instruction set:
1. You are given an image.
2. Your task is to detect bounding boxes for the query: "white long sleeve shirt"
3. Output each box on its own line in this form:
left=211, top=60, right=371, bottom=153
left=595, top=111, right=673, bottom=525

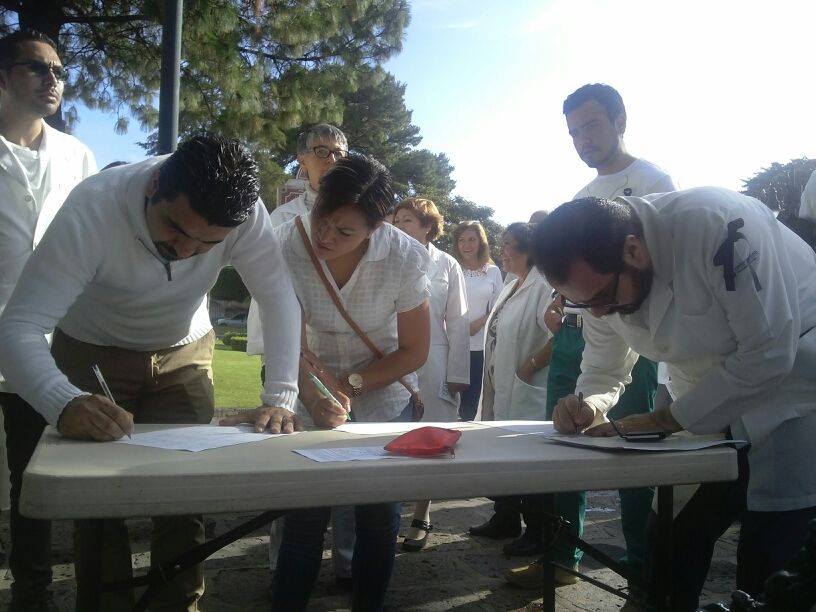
left=576, top=188, right=816, bottom=510
left=0, top=156, right=301, bottom=425
left=0, top=122, right=96, bottom=390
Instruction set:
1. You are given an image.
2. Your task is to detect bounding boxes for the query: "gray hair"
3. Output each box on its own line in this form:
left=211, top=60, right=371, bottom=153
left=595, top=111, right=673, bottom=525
left=296, top=124, right=348, bottom=156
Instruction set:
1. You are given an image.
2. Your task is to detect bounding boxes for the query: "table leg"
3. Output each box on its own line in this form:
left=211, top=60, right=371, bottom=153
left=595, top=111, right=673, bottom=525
left=655, top=485, right=673, bottom=612
left=541, top=493, right=556, bottom=612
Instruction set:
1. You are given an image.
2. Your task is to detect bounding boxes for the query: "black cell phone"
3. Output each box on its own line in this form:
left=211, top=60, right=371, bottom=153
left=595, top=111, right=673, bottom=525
left=622, top=431, right=667, bottom=442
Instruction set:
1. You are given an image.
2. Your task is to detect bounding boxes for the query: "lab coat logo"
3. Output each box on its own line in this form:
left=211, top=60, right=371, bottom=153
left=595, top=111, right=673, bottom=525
left=713, top=218, right=762, bottom=292
left=623, top=188, right=633, bottom=196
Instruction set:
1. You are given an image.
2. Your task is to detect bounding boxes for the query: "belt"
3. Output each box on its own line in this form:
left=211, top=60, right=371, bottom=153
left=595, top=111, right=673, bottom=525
left=562, top=313, right=583, bottom=328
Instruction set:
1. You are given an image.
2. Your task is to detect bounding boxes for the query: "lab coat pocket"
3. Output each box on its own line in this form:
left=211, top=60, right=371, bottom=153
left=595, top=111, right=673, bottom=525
left=508, top=374, right=548, bottom=420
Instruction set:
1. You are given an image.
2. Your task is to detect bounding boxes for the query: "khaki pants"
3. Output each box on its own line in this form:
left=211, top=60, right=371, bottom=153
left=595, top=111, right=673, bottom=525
left=52, top=328, right=215, bottom=612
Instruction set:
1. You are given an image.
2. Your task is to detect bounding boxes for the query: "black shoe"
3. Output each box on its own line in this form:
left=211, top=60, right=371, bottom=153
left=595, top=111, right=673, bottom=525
left=469, top=513, right=522, bottom=540
left=334, top=576, right=353, bottom=592
left=503, top=529, right=545, bottom=556
left=402, top=519, right=433, bottom=552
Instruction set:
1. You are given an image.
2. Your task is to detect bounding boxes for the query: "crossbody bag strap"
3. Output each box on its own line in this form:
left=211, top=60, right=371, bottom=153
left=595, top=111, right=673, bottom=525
left=294, top=216, right=418, bottom=399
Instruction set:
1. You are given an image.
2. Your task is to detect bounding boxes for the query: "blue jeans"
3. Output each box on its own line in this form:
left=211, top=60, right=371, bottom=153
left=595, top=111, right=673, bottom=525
left=459, top=351, right=483, bottom=420
left=270, top=400, right=413, bottom=611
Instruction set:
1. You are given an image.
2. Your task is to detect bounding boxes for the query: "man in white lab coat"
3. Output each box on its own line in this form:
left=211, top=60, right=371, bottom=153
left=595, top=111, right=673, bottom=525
left=532, top=188, right=816, bottom=610
left=0, top=29, right=96, bottom=610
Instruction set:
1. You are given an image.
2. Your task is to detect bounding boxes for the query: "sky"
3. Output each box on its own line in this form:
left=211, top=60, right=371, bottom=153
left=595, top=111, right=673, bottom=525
left=73, top=0, right=816, bottom=225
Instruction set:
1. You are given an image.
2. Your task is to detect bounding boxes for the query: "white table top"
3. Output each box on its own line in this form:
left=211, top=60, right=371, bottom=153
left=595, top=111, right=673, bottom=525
left=21, top=424, right=738, bottom=519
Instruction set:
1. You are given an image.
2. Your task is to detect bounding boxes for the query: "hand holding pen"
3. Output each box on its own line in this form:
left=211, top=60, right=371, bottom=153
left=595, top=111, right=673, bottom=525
left=55, top=365, right=134, bottom=441
left=552, top=391, right=595, bottom=434
left=307, top=373, right=351, bottom=429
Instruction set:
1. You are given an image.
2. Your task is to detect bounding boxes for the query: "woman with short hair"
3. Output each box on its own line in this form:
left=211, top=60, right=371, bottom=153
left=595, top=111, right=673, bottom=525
left=241, top=154, right=431, bottom=611
left=394, top=197, right=470, bottom=551
left=468, top=221, right=558, bottom=561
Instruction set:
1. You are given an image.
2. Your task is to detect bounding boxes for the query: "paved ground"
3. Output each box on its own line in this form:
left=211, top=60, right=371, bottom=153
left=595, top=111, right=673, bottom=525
left=0, top=489, right=740, bottom=611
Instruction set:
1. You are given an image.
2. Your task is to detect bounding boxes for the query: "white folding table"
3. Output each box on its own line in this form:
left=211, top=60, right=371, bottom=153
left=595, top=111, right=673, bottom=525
left=22, top=423, right=739, bottom=611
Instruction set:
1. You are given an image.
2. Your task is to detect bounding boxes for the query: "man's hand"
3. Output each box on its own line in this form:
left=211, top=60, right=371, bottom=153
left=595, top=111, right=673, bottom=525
left=552, top=394, right=595, bottom=434
left=544, top=298, right=564, bottom=334
left=219, top=405, right=303, bottom=433
left=58, top=394, right=134, bottom=441
left=585, top=406, right=683, bottom=437
left=310, top=392, right=351, bottom=429
left=446, top=382, right=469, bottom=396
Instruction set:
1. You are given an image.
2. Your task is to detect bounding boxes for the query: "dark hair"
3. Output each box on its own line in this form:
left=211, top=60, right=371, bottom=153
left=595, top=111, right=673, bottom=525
left=0, top=30, right=58, bottom=66
left=563, top=83, right=625, bottom=123
left=504, top=221, right=537, bottom=267
left=153, top=133, right=259, bottom=227
left=532, top=197, right=643, bottom=284
left=313, top=154, right=394, bottom=228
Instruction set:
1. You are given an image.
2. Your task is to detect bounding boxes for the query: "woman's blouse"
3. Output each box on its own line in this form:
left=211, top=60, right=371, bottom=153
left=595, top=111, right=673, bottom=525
left=462, top=263, right=503, bottom=351
left=275, top=216, right=430, bottom=422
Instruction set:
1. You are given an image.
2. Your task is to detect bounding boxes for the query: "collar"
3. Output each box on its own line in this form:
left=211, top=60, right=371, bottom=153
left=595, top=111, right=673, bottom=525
left=123, top=155, right=171, bottom=247
left=618, top=195, right=675, bottom=332
left=0, top=119, right=50, bottom=188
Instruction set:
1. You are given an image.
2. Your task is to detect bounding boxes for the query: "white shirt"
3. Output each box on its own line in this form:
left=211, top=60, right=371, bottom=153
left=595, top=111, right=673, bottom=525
left=576, top=187, right=816, bottom=511
left=0, top=156, right=301, bottom=425
left=268, top=185, right=317, bottom=227
left=462, top=264, right=503, bottom=351
left=1, top=137, right=48, bottom=208
left=252, top=216, right=430, bottom=423
left=573, top=157, right=679, bottom=387
left=573, top=157, right=678, bottom=201
left=801, top=170, right=816, bottom=222
left=480, top=267, right=553, bottom=421
left=0, top=122, right=97, bottom=390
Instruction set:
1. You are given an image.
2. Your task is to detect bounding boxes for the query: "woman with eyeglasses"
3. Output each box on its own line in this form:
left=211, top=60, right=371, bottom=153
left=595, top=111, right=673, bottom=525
left=393, top=197, right=470, bottom=552
left=468, top=221, right=557, bottom=560
left=242, top=154, right=431, bottom=611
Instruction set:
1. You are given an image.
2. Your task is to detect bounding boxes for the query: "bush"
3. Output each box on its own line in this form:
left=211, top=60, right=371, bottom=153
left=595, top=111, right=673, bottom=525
left=228, top=335, right=248, bottom=351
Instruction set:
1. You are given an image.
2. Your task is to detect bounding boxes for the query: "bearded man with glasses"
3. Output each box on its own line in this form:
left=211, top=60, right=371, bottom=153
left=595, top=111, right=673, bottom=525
left=0, top=29, right=96, bottom=612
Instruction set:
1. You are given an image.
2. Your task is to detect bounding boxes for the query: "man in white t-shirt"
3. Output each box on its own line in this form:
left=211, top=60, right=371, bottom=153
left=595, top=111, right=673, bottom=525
left=0, top=29, right=96, bottom=610
left=506, top=83, right=678, bottom=591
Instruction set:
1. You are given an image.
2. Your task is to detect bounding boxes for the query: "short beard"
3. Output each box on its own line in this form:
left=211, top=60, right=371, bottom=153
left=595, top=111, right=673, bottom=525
left=154, top=241, right=181, bottom=261
left=608, top=264, right=653, bottom=315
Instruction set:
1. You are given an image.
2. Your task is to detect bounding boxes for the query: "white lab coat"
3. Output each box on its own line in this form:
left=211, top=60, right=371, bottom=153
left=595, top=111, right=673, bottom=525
left=576, top=187, right=816, bottom=511
left=416, top=243, right=470, bottom=421
left=0, top=122, right=96, bottom=388
left=480, top=266, right=553, bottom=421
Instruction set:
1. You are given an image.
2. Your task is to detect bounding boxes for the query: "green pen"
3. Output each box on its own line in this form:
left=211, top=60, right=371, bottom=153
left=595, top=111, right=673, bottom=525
left=307, top=372, right=350, bottom=421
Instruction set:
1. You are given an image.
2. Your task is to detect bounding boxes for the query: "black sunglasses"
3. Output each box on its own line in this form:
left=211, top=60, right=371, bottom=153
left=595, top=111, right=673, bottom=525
left=7, top=60, right=67, bottom=81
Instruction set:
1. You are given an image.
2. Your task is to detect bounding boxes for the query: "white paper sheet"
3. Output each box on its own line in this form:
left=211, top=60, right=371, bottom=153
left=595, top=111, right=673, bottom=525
left=484, top=421, right=557, bottom=436
left=114, top=425, right=295, bottom=452
left=293, top=446, right=402, bottom=462
left=545, top=434, right=747, bottom=452
left=333, top=421, right=483, bottom=435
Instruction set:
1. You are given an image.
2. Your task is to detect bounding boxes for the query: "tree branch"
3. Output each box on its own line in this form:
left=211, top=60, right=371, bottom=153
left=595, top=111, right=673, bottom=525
left=63, top=13, right=150, bottom=25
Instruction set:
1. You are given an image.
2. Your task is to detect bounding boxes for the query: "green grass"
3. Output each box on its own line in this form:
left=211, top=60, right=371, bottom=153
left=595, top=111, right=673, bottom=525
left=212, top=338, right=261, bottom=408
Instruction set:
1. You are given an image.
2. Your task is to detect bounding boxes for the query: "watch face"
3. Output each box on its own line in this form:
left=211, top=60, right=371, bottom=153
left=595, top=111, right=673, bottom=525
left=348, top=373, right=363, bottom=389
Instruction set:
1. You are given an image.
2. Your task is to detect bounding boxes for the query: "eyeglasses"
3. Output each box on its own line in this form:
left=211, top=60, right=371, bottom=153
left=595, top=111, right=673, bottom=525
left=571, top=271, right=621, bottom=310
left=311, top=145, right=347, bottom=159
left=7, top=60, right=67, bottom=82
